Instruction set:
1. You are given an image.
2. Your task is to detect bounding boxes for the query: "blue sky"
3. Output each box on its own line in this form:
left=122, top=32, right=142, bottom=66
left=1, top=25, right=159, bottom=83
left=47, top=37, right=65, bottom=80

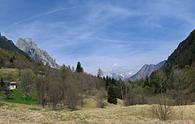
left=0, top=0, right=195, bottom=74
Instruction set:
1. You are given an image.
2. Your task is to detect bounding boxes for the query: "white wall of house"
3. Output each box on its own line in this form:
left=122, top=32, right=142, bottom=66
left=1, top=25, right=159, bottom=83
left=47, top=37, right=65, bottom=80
left=9, top=82, right=17, bottom=90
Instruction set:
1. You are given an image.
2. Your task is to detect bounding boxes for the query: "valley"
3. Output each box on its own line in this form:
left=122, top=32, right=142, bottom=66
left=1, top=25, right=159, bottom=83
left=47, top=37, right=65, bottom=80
left=0, top=29, right=195, bottom=123
left=0, top=1, right=195, bottom=124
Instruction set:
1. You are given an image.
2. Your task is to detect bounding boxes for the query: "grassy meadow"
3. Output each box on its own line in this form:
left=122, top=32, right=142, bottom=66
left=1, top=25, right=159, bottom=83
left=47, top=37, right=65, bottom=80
left=0, top=100, right=195, bottom=124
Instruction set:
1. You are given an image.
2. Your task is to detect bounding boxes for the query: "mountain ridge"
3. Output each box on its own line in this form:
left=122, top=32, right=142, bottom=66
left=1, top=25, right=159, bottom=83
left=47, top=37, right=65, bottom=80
left=0, top=33, right=30, bottom=59
left=16, top=38, right=60, bottom=68
left=0, top=33, right=34, bottom=69
left=165, top=29, right=195, bottom=68
left=129, top=60, right=166, bottom=81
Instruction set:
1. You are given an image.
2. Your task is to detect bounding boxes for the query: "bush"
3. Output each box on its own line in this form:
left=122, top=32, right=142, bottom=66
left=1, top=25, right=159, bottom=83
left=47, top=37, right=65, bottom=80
left=65, top=82, right=81, bottom=111
left=151, top=95, right=172, bottom=121
left=96, top=89, right=106, bottom=108
left=19, top=69, right=34, bottom=100
left=123, top=84, right=146, bottom=106
left=124, top=93, right=146, bottom=106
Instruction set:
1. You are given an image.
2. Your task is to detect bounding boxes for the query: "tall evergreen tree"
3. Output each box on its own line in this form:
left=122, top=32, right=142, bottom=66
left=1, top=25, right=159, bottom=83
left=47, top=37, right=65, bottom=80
left=76, top=62, right=84, bottom=73
left=97, top=68, right=103, bottom=78
left=107, top=86, right=117, bottom=104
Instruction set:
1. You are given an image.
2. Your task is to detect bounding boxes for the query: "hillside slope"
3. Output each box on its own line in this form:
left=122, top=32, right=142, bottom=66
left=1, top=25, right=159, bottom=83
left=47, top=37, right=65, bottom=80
left=148, top=29, right=195, bottom=95
left=0, top=33, right=29, bottom=58
left=166, top=29, right=195, bottom=68
left=0, top=34, right=33, bottom=68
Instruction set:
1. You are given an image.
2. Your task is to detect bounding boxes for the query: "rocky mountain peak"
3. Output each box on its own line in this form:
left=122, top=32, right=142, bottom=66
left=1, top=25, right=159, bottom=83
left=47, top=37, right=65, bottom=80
left=129, top=61, right=166, bottom=81
left=16, top=38, right=60, bottom=68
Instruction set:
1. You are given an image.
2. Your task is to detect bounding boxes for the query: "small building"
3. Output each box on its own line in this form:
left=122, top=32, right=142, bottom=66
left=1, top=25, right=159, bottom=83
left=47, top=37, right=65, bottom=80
left=0, top=80, right=17, bottom=91
left=9, top=82, right=17, bottom=90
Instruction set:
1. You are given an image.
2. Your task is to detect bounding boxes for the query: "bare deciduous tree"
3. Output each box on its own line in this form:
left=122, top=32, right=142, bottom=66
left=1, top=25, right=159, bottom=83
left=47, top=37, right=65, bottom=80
left=36, top=75, right=47, bottom=107
left=96, top=88, right=107, bottom=108
left=47, top=69, right=63, bottom=110
left=170, top=69, right=190, bottom=105
left=64, top=75, right=82, bottom=111
left=152, top=95, right=172, bottom=121
left=34, top=65, right=106, bottom=111
left=20, top=69, right=34, bottom=100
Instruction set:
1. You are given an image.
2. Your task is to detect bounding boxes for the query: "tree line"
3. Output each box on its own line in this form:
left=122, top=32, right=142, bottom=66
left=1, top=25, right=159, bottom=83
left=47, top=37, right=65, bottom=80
left=0, top=62, right=106, bottom=110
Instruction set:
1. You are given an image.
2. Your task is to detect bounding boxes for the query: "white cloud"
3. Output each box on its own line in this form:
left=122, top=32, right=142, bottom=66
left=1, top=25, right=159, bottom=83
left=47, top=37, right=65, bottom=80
left=112, top=63, right=118, bottom=67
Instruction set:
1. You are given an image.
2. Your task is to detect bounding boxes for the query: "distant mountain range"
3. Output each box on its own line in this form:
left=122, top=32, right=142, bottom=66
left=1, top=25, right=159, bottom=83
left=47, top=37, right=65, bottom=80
left=105, top=61, right=165, bottom=81
left=105, top=70, right=133, bottom=80
left=0, top=34, right=166, bottom=78
left=105, top=30, right=195, bottom=81
left=1, top=28, right=195, bottom=82
left=129, top=61, right=166, bottom=81
left=16, top=38, right=59, bottom=68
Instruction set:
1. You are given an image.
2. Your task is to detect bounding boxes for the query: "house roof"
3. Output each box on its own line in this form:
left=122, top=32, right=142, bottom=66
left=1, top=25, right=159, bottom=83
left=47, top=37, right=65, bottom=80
left=10, top=82, right=17, bottom=84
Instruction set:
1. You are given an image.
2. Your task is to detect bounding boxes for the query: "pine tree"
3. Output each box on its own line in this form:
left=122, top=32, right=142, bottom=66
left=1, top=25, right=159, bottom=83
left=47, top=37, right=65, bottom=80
left=76, top=62, right=84, bottom=73
left=97, top=68, right=103, bottom=78
left=107, top=86, right=117, bottom=104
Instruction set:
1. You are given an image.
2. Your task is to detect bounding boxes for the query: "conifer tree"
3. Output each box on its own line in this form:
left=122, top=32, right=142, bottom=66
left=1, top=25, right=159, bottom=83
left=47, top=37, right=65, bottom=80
left=107, top=86, right=117, bottom=104
left=97, top=68, right=103, bottom=78
left=76, top=62, right=84, bottom=73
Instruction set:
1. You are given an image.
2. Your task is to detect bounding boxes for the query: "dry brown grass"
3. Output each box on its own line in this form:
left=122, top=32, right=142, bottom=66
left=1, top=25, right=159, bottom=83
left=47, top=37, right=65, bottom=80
left=0, top=102, right=195, bottom=124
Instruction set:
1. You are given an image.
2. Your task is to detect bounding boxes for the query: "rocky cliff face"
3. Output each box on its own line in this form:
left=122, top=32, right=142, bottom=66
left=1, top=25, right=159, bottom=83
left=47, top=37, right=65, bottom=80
left=16, top=38, right=59, bottom=68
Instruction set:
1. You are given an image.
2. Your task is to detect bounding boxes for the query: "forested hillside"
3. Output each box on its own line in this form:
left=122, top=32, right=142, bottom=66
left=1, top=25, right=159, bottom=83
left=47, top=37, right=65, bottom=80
left=0, top=34, right=29, bottom=58
left=0, top=34, right=34, bottom=69
left=166, top=30, right=195, bottom=68
left=106, top=29, right=195, bottom=107
left=0, top=34, right=107, bottom=110
left=143, top=30, right=195, bottom=105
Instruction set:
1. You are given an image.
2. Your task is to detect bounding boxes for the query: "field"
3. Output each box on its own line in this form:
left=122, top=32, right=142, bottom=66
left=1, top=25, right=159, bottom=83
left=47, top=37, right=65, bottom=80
left=0, top=101, right=195, bottom=124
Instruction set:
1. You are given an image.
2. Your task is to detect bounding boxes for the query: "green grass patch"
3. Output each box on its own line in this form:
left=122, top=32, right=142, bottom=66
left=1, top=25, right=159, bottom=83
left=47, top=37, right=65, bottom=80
left=0, top=89, right=38, bottom=105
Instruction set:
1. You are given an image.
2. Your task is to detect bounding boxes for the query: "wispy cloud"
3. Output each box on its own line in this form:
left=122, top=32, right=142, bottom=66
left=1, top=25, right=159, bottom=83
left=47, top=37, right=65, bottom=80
left=3, top=6, right=81, bottom=31
left=1, top=0, right=195, bottom=74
